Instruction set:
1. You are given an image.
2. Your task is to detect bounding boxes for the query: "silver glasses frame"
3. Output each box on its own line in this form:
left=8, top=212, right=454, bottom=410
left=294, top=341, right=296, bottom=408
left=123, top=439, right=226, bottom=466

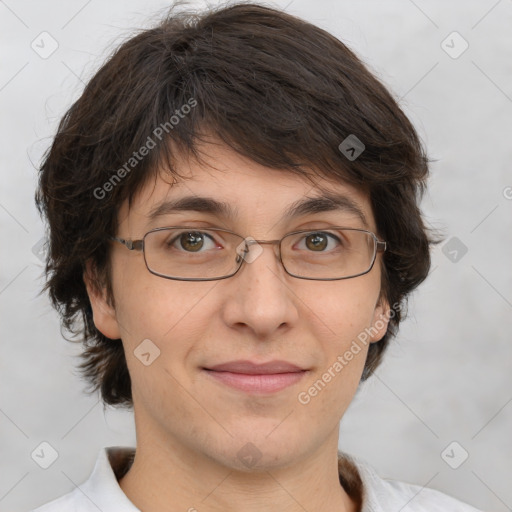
left=110, top=226, right=387, bottom=281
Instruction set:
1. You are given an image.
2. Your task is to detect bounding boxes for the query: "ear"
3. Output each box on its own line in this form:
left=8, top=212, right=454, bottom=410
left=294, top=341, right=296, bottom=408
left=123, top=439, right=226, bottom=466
left=369, top=295, right=390, bottom=343
left=83, top=259, right=121, bottom=340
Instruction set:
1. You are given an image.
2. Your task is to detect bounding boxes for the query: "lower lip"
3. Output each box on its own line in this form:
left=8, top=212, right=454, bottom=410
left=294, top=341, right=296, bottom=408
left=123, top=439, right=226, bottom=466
left=203, top=370, right=307, bottom=393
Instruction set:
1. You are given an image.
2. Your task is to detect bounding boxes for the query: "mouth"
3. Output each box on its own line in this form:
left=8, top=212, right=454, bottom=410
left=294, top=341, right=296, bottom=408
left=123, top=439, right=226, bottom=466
left=202, top=360, right=309, bottom=394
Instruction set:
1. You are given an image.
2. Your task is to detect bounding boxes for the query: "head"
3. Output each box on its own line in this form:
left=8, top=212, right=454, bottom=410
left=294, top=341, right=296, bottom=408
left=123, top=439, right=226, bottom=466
left=36, top=1, right=440, bottom=469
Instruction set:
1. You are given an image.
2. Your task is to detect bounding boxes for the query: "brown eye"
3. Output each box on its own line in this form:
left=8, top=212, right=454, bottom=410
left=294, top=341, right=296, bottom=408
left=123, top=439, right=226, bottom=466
left=179, top=232, right=205, bottom=252
left=303, top=232, right=342, bottom=251
left=162, top=229, right=223, bottom=255
left=305, top=233, right=328, bottom=251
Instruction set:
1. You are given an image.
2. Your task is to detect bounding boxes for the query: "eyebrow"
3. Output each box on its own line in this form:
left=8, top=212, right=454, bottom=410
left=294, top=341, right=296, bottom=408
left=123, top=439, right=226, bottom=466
left=147, top=192, right=369, bottom=228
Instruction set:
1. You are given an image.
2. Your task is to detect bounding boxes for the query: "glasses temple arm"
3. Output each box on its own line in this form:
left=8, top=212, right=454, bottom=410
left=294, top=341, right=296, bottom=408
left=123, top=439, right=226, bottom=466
left=376, top=240, right=387, bottom=253
left=110, top=236, right=144, bottom=252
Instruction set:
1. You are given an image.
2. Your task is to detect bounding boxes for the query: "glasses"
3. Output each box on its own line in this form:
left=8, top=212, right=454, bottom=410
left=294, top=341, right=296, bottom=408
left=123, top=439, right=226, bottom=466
left=110, top=226, right=386, bottom=281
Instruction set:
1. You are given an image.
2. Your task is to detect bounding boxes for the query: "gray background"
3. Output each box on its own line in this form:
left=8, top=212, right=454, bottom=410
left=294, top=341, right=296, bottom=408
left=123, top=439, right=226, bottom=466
left=1, top=0, right=511, bottom=510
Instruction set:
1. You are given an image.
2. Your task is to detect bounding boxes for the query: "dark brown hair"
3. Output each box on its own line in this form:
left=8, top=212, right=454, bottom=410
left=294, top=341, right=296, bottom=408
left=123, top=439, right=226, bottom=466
left=35, top=1, right=442, bottom=408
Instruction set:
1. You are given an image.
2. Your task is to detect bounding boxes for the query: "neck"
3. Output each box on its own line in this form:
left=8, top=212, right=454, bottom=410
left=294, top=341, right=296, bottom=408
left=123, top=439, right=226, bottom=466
left=117, top=436, right=360, bottom=512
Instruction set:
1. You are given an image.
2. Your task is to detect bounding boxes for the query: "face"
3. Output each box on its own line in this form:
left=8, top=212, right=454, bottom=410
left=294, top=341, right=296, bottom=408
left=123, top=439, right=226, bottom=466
left=86, top=140, right=390, bottom=472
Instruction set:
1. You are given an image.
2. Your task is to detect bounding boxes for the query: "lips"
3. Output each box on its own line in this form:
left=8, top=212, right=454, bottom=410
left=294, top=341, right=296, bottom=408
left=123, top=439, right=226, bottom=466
left=204, top=360, right=306, bottom=374
left=202, top=360, right=308, bottom=394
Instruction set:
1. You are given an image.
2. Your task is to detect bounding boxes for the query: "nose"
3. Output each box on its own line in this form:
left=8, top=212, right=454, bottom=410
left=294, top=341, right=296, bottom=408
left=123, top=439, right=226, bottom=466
left=220, top=240, right=299, bottom=339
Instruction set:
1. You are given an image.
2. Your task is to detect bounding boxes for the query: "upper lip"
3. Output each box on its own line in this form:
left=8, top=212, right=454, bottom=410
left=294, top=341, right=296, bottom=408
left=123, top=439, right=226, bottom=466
left=204, top=360, right=306, bottom=374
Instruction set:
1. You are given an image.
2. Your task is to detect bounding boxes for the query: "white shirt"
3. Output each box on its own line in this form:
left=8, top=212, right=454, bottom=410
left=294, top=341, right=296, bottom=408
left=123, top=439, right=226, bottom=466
left=31, top=446, right=483, bottom=511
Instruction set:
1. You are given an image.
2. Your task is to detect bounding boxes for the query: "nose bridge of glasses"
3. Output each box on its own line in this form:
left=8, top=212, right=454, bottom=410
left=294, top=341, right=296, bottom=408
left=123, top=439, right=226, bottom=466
left=247, top=238, right=281, bottom=253
left=250, top=239, right=281, bottom=246
left=235, top=237, right=283, bottom=267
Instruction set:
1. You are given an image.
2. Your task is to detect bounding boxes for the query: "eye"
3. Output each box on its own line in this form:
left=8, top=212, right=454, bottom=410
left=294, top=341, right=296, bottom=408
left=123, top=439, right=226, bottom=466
left=168, top=231, right=220, bottom=253
left=297, top=231, right=343, bottom=252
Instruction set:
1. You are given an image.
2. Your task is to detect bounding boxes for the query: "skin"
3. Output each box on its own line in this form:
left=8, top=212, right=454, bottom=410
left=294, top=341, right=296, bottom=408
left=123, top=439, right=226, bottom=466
left=84, top=139, right=390, bottom=512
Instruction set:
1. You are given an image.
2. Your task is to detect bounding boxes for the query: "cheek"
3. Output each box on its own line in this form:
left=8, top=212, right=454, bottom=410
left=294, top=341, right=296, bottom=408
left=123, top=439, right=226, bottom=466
left=301, top=280, right=379, bottom=347
left=295, top=282, right=378, bottom=406
left=111, top=251, right=189, bottom=335
left=116, top=282, right=210, bottom=342
left=112, top=259, right=217, bottom=376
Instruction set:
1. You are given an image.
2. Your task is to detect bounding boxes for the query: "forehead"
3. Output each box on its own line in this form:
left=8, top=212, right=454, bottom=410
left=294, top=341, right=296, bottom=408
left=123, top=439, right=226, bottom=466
left=118, top=142, right=376, bottom=233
